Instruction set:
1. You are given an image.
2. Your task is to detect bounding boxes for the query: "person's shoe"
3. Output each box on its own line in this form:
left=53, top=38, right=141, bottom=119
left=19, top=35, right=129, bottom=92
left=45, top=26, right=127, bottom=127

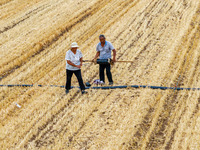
left=109, top=82, right=113, bottom=85
left=65, top=90, right=69, bottom=94
left=100, top=81, right=105, bottom=86
left=81, top=90, right=88, bottom=94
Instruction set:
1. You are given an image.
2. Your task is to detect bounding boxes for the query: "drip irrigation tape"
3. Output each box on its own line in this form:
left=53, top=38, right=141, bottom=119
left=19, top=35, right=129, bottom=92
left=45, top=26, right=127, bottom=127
left=0, top=84, right=200, bottom=91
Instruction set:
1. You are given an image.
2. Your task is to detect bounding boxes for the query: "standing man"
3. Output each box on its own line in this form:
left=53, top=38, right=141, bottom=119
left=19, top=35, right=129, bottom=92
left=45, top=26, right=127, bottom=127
left=65, top=42, right=87, bottom=94
left=93, top=35, right=116, bottom=85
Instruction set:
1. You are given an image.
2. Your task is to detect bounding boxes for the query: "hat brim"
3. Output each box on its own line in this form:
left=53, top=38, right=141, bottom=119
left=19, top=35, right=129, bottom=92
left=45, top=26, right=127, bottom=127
left=71, top=45, right=79, bottom=48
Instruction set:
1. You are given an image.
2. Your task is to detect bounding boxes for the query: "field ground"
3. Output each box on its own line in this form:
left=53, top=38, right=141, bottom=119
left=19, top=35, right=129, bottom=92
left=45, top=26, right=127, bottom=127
left=0, top=0, right=200, bottom=149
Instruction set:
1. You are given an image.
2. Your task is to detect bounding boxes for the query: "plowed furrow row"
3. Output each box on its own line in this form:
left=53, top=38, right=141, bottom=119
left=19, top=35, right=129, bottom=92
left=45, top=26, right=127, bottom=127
left=0, top=0, right=13, bottom=6
left=0, top=0, right=103, bottom=79
left=0, top=4, right=49, bottom=34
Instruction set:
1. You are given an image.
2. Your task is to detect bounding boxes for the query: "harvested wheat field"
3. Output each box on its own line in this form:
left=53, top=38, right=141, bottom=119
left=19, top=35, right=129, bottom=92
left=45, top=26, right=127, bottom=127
left=1, top=0, right=200, bottom=149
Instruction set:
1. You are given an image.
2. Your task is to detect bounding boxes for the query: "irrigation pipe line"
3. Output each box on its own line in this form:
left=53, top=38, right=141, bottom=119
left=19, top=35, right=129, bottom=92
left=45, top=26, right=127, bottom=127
left=1, top=84, right=200, bottom=91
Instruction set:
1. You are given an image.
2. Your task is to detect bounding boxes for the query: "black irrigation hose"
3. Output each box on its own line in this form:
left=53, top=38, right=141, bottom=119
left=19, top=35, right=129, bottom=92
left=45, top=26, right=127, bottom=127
left=0, top=84, right=200, bottom=91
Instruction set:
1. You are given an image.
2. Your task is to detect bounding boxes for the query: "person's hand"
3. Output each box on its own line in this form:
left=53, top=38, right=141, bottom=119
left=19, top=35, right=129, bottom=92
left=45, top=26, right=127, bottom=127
left=110, top=58, right=116, bottom=65
left=92, top=58, right=97, bottom=64
left=76, top=65, right=81, bottom=69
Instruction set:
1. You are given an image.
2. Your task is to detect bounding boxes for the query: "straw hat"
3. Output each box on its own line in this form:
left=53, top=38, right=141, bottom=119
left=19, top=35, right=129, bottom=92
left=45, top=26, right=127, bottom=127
left=71, top=42, right=79, bottom=48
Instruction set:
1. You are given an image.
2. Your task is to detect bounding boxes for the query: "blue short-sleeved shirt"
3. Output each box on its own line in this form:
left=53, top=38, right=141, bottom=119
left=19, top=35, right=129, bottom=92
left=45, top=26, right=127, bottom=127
left=96, top=41, right=115, bottom=59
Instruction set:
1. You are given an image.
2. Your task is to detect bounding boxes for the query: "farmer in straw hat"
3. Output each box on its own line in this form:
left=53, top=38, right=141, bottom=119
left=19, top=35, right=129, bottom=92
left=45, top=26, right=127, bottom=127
left=92, top=35, right=116, bottom=85
left=65, top=42, right=87, bottom=94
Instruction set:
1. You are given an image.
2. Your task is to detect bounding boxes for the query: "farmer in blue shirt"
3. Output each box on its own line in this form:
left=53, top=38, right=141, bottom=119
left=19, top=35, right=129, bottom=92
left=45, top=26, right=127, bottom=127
left=93, top=35, right=116, bottom=85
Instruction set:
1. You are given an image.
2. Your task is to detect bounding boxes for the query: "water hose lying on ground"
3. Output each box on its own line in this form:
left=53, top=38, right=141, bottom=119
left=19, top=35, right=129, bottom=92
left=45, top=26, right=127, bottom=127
left=1, top=84, right=200, bottom=91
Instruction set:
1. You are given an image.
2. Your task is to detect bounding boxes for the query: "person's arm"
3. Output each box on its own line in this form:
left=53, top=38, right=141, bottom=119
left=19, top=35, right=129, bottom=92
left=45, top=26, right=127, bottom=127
left=93, top=44, right=100, bottom=61
left=112, top=49, right=116, bottom=62
left=94, top=51, right=100, bottom=59
left=108, top=42, right=116, bottom=62
left=92, top=51, right=100, bottom=61
left=80, top=57, right=83, bottom=66
left=67, top=60, right=81, bottom=69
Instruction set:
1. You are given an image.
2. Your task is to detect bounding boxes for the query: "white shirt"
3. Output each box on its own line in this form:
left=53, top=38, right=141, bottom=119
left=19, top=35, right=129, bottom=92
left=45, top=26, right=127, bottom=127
left=65, top=49, right=83, bottom=70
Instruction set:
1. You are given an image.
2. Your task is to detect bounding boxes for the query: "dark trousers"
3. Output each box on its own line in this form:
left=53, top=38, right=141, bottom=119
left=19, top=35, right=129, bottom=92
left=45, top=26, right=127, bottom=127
left=66, top=69, right=85, bottom=91
left=99, top=64, right=113, bottom=83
